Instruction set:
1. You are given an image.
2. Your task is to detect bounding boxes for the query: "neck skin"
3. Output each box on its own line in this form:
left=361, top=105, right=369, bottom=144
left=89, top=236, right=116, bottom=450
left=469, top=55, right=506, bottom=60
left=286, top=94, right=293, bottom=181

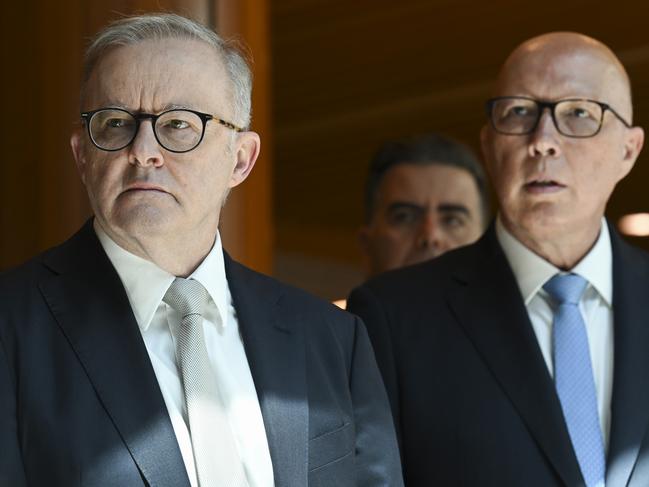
left=94, top=217, right=218, bottom=278
left=500, top=214, right=602, bottom=270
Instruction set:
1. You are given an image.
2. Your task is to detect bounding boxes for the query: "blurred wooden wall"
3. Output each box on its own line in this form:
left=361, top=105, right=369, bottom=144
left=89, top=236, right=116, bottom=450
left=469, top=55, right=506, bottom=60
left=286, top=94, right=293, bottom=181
left=271, top=0, right=649, bottom=298
left=4, top=1, right=649, bottom=297
left=0, top=0, right=272, bottom=272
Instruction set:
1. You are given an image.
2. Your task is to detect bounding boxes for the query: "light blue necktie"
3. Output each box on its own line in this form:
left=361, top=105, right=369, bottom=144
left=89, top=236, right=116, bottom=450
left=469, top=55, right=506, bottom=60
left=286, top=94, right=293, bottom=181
left=544, top=273, right=606, bottom=487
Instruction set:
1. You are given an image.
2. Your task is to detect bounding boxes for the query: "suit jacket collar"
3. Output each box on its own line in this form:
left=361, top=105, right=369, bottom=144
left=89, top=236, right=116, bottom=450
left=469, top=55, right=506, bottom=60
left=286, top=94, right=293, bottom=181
left=496, top=216, right=613, bottom=307
left=39, top=221, right=190, bottom=487
left=224, top=253, right=308, bottom=487
left=40, top=221, right=312, bottom=486
left=448, top=223, right=649, bottom=486
left=445, top=225, right=584, bottom=486
left=606, top=225, right=649, bottom=487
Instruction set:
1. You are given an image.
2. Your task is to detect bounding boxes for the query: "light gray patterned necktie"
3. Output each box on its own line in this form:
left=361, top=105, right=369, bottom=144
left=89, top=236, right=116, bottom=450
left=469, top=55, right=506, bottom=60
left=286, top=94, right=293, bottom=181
left=164, top=277, right=248, bottom=487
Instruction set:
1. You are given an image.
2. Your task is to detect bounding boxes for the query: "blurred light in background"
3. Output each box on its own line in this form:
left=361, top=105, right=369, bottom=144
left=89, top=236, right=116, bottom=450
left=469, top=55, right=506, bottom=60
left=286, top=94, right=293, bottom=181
left=619, top=213, right=649, bottom=236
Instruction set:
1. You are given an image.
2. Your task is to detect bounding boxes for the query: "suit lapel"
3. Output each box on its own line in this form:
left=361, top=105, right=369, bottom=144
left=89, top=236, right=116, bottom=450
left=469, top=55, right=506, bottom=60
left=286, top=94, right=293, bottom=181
left=39, top=222, right=189, bottom=487
left=225, top=255, right=308, bottom=487
left=605, top=229, right=649, bottom=487
left=445, top=227, right=583, bottom=486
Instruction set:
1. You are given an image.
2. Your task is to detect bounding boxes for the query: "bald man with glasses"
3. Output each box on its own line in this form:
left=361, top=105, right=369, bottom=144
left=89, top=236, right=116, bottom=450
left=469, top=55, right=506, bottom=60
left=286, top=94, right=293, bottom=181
left=348, top=32, right=647, bottom=486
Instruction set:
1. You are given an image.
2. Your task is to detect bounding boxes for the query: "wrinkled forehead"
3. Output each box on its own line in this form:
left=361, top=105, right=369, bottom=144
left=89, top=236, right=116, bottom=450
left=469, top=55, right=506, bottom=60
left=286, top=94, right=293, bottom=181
left=83, top=38, right=232, bottom=115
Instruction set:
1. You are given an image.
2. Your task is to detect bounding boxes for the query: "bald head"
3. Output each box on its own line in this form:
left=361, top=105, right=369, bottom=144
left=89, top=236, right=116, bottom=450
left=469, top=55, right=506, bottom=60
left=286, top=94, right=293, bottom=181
left=495, top=32, right=633, bottom=121
left=481, top=31, right=644, bottom=270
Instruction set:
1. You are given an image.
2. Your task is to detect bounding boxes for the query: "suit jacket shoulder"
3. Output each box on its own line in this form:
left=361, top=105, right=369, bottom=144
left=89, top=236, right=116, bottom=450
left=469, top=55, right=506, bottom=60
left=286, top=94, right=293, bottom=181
left=223, top=254, right=404, bottom=486
left=1, top=223, right=404, bottom=487
left=349, top=222, right=649, bottom=487
left=347, top=226, right=583, bottom=486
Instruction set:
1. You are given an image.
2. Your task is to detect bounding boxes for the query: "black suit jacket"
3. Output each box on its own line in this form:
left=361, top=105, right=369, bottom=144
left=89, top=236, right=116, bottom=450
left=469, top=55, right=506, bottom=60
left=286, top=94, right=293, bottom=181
left=0, top=222, right=403, bottom=487
left=348, top=224, right=649, bottom=486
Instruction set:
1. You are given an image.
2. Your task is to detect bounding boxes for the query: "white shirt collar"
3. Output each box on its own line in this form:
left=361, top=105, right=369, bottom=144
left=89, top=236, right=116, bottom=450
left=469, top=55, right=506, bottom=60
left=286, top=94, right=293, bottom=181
left=94, top=220, right=230, bottom=331
left=496, top=216, right=612, bottom=306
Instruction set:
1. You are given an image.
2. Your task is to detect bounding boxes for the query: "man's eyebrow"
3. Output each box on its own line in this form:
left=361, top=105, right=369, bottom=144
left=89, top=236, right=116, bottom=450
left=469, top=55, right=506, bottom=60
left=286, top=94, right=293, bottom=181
left=387, top=201, right=425, bottom=212
left=438, top=203, right=470, bottom=215
left=95, top=102, right=197, bottom=112
left=161, top=103, right=195, bottom=111
left=99, top=101, right=129, bottom=109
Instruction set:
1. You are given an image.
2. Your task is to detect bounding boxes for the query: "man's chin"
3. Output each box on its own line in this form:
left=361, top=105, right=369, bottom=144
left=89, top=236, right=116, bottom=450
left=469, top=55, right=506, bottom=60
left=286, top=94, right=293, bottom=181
left=108, top=208, right=177, bottom=237
left=510, top=207, right=593, bottom=243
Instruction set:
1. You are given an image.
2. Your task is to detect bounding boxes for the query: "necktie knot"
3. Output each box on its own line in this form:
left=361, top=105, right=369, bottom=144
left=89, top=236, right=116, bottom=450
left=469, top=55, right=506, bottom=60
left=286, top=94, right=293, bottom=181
left=163, top=278, right=209, bottom=318
left=543, top=273, right=588, bottom=306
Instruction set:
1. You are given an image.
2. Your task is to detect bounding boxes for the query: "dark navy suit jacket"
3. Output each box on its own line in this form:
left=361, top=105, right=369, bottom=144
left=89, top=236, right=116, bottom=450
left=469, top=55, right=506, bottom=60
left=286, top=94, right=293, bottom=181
left=348, top=223, right=649, bottom=487
left=0, top=221, right=403, bottom=487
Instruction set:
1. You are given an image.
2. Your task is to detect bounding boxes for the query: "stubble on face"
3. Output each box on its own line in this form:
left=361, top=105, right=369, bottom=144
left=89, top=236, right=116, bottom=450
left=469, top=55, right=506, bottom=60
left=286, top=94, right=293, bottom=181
left=362, top=163, right=484, bottom=276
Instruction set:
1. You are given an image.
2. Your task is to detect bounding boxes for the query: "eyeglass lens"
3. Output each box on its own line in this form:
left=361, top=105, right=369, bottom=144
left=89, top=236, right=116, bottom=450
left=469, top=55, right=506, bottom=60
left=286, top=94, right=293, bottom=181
left=490, top=98, right=604, bottom=137
left=89, top=109, right=205, bottom=152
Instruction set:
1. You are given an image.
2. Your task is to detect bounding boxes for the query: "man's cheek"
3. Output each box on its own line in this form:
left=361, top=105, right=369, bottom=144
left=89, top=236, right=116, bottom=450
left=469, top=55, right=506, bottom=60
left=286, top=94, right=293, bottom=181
left=374, top=234, right=405, bottom=268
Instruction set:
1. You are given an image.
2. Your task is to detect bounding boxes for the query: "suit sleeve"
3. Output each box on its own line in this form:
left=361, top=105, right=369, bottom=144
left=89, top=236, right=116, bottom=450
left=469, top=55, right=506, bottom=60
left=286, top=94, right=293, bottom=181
left=349, top=314, right=404, bottom=487
left=347, top=285, right=402, bottom=447
left=0, top=334, right=27, bottom=486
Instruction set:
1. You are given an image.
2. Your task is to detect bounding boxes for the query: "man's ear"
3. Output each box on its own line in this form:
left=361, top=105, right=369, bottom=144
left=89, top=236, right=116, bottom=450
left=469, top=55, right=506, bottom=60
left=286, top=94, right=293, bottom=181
left=70, top=128, right=88, bottom=185
left=618, top=126, right=645, bottom=181
left=229, top=131, right=261, bottom=188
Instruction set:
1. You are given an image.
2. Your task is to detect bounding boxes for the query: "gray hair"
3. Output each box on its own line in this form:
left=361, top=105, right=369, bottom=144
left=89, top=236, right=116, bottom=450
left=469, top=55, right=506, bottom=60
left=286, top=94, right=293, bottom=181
left=81, top=13, right=252, bottom=129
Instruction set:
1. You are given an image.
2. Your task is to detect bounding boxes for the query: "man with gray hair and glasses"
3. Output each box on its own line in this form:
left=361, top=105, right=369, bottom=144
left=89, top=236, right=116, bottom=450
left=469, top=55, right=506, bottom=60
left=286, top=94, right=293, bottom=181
left=0, top=13, right=402, bottom=487
left=349, top=33, right=648, bottom=486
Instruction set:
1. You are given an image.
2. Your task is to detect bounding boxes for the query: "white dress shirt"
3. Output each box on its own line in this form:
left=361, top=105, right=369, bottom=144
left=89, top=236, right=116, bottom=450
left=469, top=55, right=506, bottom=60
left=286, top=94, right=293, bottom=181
left=95, top=222, right=275, bottom=487
left=496, top=217, right=614, bottom=450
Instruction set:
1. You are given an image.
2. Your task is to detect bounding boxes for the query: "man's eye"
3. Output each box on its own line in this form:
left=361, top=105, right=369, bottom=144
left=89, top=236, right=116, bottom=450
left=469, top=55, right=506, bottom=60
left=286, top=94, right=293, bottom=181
left=388, top=209, right=419, bottom=226
left=441, top=214, right=466, bottom=228
left=165, top=119, right=190, bottom=130
left=498, top=104, right=535, bottom=121
left=511, top=106, right=529, bottom=116
left=106, top=118, right=127, bottom=128
left=569, top=107, right=594, bottom=119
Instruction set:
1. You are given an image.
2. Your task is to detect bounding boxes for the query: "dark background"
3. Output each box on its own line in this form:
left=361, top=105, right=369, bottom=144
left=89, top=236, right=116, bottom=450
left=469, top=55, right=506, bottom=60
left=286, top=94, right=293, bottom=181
left=2, top=0, right=648, bottom=300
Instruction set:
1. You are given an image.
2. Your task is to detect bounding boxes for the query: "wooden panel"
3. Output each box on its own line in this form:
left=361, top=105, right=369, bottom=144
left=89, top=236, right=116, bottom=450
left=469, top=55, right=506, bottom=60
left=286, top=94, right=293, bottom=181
left=217, top=0, right=274, bottom=273
left=271, top=0, right=649, bottom=277
left=1, top=0, right=88, bottom=269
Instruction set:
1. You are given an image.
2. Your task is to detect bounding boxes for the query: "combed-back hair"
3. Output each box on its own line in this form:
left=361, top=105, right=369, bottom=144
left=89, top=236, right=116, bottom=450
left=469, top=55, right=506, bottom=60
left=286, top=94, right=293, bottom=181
left=81, top=12, right=253, bottom=129
left=364, top=133, right=490, bottom=225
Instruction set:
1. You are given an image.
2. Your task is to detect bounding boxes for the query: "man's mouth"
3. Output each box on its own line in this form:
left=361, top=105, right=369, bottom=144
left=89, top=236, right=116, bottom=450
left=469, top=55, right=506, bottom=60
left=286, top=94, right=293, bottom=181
left=524, top=179, right=565, bottom=193
left=122, top=184, right=168, bottom=194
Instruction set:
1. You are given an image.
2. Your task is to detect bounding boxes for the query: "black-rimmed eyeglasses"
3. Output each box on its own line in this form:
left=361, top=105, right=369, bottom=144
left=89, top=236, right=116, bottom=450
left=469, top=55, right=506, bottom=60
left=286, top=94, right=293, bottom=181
left=485, top=96, right=631, bottom=138
left=81, top=108, right=243, bottom=153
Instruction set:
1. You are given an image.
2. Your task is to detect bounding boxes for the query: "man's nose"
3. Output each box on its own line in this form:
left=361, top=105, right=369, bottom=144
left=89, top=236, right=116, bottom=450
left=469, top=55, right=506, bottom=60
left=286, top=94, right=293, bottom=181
left=417, top=215, right=442, bottom=250
left=528, top=109, right=562, bottom=158
left=128, top=121, right=165, bottom=168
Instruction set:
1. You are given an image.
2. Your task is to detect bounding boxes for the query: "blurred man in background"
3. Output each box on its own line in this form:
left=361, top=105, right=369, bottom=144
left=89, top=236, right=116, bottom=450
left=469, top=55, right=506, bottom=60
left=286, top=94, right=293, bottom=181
left=359, top=133, right=489, bottom=277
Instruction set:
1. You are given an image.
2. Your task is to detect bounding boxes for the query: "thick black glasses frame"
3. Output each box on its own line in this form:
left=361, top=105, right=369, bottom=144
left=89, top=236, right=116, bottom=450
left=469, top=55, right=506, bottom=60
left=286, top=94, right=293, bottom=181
left=81, top=107, right=243, bottom=153
left=485, top=96, right=632, bottom=138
